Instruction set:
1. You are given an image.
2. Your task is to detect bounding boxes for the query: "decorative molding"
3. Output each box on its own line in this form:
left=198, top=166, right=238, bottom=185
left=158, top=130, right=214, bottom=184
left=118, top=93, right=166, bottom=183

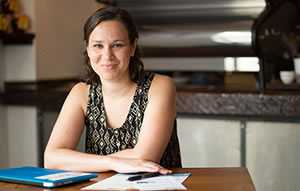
left=177, top=91, right=300, bottom=119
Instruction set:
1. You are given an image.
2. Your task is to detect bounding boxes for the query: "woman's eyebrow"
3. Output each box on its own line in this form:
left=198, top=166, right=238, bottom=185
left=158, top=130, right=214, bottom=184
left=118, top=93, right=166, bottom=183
left=113, top=39, right=126, bottom=43
left=90, top=39, right=125, bottom=43
left=90, top=40, right=103, bottom=43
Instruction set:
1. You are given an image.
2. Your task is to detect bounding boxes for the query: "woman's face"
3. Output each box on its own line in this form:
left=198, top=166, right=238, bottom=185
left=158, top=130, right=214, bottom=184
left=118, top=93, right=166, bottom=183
left=87, top=20, right=136, bottom=81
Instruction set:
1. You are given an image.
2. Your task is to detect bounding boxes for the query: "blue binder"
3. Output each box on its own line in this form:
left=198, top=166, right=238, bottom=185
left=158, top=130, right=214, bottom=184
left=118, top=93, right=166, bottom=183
left=0, top=166, right=97, bottom=188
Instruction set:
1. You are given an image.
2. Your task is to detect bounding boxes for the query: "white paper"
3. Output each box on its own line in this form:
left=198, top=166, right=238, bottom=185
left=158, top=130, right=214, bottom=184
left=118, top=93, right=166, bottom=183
left=82, top=173, right=190, bottom=190
left=170, top=173, right=191, bottom=183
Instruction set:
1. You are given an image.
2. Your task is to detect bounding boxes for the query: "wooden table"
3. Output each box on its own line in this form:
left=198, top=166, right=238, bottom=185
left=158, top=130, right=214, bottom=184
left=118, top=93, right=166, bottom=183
left=0, top=167, right=255, bottom=191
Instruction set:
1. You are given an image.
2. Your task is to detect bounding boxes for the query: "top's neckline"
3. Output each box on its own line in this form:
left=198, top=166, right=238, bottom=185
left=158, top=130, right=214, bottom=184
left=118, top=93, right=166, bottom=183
left=99, top=82, right=140, bottom=130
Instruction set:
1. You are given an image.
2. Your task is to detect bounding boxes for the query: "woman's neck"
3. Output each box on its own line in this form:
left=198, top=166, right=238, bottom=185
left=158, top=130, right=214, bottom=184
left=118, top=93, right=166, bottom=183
left=100, top=76, right=136, bottom=99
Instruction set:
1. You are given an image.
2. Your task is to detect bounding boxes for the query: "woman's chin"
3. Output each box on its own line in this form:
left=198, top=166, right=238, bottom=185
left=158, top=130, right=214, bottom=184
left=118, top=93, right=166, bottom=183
left=96, top=69, right=130, bottom=82
left=99, top=72, right=120, bottom=81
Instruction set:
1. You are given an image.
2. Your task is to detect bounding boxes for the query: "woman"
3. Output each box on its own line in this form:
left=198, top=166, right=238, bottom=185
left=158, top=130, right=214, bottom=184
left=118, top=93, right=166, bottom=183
left=44, top=6, right=181, bottom=174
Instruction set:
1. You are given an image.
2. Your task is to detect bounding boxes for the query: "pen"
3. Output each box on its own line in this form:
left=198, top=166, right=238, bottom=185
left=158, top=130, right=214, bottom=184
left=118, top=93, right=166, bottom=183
left=127, top=172, right=161, bottom=181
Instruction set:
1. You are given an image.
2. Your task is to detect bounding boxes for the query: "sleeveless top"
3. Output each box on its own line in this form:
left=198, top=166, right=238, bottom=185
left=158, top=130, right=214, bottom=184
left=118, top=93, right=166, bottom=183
left=85, top=72, right=182, bottom=167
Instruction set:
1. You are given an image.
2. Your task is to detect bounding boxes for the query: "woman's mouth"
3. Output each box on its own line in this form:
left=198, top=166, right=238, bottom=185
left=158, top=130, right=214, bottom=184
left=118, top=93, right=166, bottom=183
left=101, top=64, right=116, bottom=70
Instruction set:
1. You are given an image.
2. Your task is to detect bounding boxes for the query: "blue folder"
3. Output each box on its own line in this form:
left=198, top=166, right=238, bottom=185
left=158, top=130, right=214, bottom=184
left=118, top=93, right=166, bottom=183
left=0, top=166, right=97, bottom=188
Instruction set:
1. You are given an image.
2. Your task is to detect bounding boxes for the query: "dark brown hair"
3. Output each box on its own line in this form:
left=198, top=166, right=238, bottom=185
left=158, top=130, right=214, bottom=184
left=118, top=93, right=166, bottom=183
left=83, top=6, right=144, bottom=84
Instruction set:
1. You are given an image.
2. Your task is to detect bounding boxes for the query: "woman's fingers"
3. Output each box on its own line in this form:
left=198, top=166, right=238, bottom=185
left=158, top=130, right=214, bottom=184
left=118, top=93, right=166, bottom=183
left=158, top=167, right=172, bottom=174
left=111, top=157, right=172, bottom=174
left=138, top=164, right=158, bottom=172
left=141, top=160, right=172, bottom=174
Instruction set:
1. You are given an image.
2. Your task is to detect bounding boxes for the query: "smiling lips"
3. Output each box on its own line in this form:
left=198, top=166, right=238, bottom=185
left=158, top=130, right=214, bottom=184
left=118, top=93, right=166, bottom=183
left=101, top=64, right=116, bottom=70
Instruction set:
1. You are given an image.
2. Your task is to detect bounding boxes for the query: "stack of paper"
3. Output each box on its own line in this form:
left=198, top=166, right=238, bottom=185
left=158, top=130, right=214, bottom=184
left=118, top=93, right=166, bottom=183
left=82, top=173, right=190, bottom=190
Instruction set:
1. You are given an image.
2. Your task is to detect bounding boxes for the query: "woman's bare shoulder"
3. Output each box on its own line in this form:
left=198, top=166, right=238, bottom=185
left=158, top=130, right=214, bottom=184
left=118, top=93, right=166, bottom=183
left=69, top=82, right=89, bottom=95
left=152, top=74, right=175, bottom=89
left=67, top=82, right=90, bottom=108
left=150, top=74, right=176, bottom=97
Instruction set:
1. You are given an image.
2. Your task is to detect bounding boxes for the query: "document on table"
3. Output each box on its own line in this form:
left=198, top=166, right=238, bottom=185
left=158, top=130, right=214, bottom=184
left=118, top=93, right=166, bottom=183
left=81, top=172, right=191, bottom=190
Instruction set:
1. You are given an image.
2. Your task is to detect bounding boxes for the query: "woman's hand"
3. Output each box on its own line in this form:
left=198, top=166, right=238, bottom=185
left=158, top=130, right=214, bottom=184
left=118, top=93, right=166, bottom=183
left=109, top=157, right=172, bottom=174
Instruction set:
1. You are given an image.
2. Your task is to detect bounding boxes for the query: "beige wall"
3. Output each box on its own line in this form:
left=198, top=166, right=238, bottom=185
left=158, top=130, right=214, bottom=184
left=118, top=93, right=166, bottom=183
left=3, top=0, right=36, bottom=81
left=0, top=105, right=7, bottom=168
left=177, top=117, right=241, bottom=167
left=2, top=0, right=102, bottom=81
left=0, top=37, right=6, bottom=167
left=3, top=45, right=36, bottom=81
left=6, top=107, right=38, bottom=166
left=35, top=0, right=101, bottom=79
left=0, top=44, right=8, bottom=167
left=246, top=122, right=300, bottom=191
left=0, top=44, right=4, bottom=90
left=0, top=0, right=103, bottom=167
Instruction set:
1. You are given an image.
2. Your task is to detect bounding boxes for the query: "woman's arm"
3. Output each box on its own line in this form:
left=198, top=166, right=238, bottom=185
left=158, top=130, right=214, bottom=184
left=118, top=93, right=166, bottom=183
left=109, top=74, right=177, bottom=162
left=44, top=82, right=170, bottom=173
left=44, top=83, right=109, bottom=172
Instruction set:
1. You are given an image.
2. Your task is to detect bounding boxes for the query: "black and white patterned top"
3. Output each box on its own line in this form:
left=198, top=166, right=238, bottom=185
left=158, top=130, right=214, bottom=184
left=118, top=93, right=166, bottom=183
left=85, top=72, right=182, bottom=167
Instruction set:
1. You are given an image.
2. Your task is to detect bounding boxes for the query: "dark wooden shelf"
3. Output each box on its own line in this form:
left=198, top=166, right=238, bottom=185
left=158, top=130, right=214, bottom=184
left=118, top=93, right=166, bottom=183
left=266, top=80, right=300, bottom=91
left=0, top=32, right=35, bottom=45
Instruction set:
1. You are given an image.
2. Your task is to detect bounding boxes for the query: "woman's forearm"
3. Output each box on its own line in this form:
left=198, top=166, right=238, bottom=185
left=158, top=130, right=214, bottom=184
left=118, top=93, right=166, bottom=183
left=44, top=148, right=168, bottom=174
left=109, top=148, right=137, bottom=159
left=109, top=148, right=160, bottom=163
left=44, top=148, right=114, bottom=172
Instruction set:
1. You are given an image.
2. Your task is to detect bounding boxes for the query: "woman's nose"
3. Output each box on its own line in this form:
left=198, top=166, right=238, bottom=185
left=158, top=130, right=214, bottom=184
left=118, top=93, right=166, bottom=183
left=103, top=47, right=113, bottom=60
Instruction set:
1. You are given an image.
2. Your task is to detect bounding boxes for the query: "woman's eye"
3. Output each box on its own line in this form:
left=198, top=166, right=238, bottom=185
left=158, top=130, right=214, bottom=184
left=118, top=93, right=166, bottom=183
left=112, top=43, right=124, bottom=48
left=93, top=44, right=103, bottom=48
